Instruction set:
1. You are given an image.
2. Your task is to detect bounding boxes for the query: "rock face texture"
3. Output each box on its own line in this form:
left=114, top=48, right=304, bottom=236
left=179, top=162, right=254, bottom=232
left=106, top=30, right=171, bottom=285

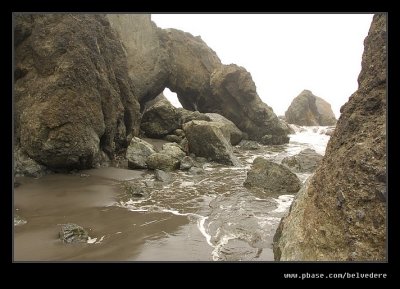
left=243, top=157, right=301, bottom=195
left=285, top=90, right=337, bottom=126
left=14, top=14, right=140, bottom=170
left=274, top=14, right=386, bottom=261
left=106, top=14, right=169, bottom=104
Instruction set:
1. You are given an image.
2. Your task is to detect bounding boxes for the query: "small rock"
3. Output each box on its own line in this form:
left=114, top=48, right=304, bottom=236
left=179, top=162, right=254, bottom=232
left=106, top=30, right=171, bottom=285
left=154, top=169, right=172, bottom=182
left=164, top=134, right=182, bottom=143
left=14, top=215, right=27, bottom=226
left=59, top=223, right=89, bottom=244
left=189, top=167, right=204, bottom=175
left=180, top=156, right=194, bottom=170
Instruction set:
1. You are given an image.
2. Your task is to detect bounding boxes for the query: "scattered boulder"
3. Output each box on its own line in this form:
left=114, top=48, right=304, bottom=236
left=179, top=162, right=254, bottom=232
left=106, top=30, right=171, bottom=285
left=281, top=148, right=323, bottom=173
left=140, top=94, right=181, bottom=138
left=14, top=147, right=47, bottom=177
left=154, top=169, right=172, bottom=182
left=126, top=137, right=156, bottom=169
left=180, top=156, right=195, bottom=170
left=183, top=120, right=239, bottom=166
left=164, top=134, right=182, bottom=143
left=260, top=134, right=290, bottom=145
left=238, top=140, right=260, bottom=150
left=244, top=157, right=301, bottom=195
left=59, top=223, right=89, bottom=244
left=188, top=167, right=205, bottom=175
left=205, top=113, right=243, bottom=145
left=176, top=108, right=211, bottom=124
left=160, top=143, right=186, bottom=161
left=120, top=181, right=147, bottom=198
left=285, top=90, right=337, bottom=126
left=146, top=153, right=180, bottom=171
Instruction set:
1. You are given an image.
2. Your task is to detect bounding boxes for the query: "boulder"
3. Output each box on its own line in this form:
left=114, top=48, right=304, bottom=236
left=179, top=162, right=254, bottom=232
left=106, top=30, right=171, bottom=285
left=205, top=113, right=243, bottom=145
left=281, top=148, right=323, bottom=173
left=285, top=90, right=337, bottom=126
left=14, top=147, right=47, bottom=177
left=154, top=169, right=172, bottom=182
left=160, top=142, right=186, bottom=161
left=140, top=94, right=181, bottom=138
left=183, top=120, right=239, bottom=166
left=243, top=157, right=301, bottom=195
left=260, top=135, right=290, bottom=145
left=274, top=14, right=386, bottom=261
left=180, top=156, right=195, bottom=170
left=164, top=134, right=182, bottom=143
left=238, top=140, right=260, bottom=150
left=126, top=137, right=156, bottom=169
left=59, top=223, right=89, bottom=244
left=146, top=153, right=180, bottom=171
left=176, top=108, right=211, bottom=124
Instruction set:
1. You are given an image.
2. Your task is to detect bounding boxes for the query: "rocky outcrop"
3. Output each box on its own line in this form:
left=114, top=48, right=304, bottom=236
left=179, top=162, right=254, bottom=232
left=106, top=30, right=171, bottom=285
left=183, top=120, right=239, bottom=166
left=285, top=90, right=337, bottom=126
left=125, top=137, right=156, bottom=169
left=274, top=14, right=386, bottom=261
left=281, top=148, right=323, bottom=173
left=205, top=113, right=243, bottom=145
left=14, top=14, right=289, bottom=172
left=158, top=28, right=289, bottom=142
left=14, top=14, right=140, bottom=170
left=243, top=157, right=301, bottom=195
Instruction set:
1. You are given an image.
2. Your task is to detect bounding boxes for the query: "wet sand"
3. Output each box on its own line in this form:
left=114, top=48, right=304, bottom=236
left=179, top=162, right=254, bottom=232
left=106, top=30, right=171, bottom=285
left=14, top=168, right=211, bottom=261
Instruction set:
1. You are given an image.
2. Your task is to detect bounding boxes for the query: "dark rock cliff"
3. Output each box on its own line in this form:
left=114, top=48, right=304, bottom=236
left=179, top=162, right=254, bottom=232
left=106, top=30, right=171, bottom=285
left=273, top=14, right=386, bottom=261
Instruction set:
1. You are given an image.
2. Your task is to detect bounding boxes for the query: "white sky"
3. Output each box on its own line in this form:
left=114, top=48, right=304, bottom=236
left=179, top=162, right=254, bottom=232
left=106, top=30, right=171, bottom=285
left=151, top=14, right=374, bottom=118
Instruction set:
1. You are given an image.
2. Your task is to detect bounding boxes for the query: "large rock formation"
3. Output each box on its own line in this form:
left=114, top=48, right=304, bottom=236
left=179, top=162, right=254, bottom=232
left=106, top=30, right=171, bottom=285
left=14, top=14, right=289, bottom=173
left=285, top=90, right=337, bottom=126
left=274, top=14, right=386, bottom=261
left=14, top=14, right=140, bottom=170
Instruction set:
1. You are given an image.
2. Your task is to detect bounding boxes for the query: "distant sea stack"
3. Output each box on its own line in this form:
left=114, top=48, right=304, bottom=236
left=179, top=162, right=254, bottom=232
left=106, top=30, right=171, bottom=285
left=273, top=14, right=386, bottom=261
left=285, top=90, right=337, bottom=126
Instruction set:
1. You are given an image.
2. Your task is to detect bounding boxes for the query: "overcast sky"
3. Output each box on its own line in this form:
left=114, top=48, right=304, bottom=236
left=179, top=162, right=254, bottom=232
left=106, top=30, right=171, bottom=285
left=151, top=14, right=373, bottom=118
